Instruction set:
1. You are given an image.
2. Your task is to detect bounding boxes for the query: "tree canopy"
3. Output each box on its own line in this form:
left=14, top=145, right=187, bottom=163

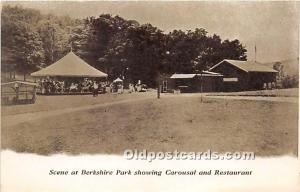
left=2, top=5, right=247, bottom=86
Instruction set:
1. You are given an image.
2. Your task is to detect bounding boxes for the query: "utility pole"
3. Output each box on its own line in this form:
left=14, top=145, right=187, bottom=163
left=200, top=70, right=203, bottom=103
left=254, top=43, right=257, bottom=63
left=157, top=84, right=160, bottom=99
left=196, top=69, right=203, bottom=103
left=157, top=73, right=161, bottom=99
left=69, top=27, right=73, bottom=52
left=51, top=27, right=55, bottom=62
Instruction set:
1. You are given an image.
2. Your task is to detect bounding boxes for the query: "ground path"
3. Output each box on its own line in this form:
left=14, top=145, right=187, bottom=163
left=2, top=94, right=154, bottom=127
left=205, top=95, right=298, bottom=103
left=163, top=92, right=298, bottom=103
left=3, top=91, right=298, bottom=127
left=2, top=90, right=298, bottom=156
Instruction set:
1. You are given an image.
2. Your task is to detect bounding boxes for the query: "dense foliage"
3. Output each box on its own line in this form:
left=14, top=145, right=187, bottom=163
left=2, top=5, right=247, bottom=86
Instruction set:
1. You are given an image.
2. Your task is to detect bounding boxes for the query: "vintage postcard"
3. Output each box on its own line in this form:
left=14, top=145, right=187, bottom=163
left=1, top=1, right=299, bottom=191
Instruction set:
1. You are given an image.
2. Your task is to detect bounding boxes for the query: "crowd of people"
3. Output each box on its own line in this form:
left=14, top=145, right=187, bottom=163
left=37, top=78, right=148, bottom=95
left=37, top=78, right=107, bottom=95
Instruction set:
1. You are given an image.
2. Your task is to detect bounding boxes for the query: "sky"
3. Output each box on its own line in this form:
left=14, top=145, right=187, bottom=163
left=3, top=1, right=299, bottom=63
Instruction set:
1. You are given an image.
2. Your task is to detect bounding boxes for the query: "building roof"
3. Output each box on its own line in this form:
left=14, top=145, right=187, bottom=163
left=201, top=71, right=223, bottom=76
left=170, top=74, right=196, bottom=79
left=31, top=52, right=108, bottom=78
left=210, top=59, right=278, bottom=73
left=170, top=71, right=223, bottom=79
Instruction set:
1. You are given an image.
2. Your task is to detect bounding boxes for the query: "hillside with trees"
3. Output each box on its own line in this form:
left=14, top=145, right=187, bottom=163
left=2, top=5, right=247, bottom=86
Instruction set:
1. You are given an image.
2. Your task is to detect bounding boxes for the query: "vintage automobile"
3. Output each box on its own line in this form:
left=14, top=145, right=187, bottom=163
left=140, top=84, right=148, bottom=92
left=1, top=81, right=37, bottom=105
left=135, top=83, right=148, bottom=92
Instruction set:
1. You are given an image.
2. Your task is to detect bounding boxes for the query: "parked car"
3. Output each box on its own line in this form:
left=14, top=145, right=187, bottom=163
left=140, top=84, right=148, bottom=92
left=135, top=83, right=148, bottom=92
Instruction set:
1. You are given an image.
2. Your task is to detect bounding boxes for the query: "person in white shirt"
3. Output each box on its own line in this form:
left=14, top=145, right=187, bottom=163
left=93, top=81, right=99, bottom=97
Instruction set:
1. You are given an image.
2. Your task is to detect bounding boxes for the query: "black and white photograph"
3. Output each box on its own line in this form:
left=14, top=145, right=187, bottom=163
left=1, top=1, right=299, bottom=191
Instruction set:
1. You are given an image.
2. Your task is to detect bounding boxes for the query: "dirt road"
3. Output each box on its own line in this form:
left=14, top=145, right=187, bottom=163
left=2, top=92, right=298, bottom=156
left=2, top=96, right=154, bottom=127
left=2, top=92, right=298, bottom=127
left=205, top=95, right=298, bottom=103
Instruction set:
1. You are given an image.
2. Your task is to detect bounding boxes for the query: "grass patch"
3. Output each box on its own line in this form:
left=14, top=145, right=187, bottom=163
left=1, top=95, right=298, bottom=156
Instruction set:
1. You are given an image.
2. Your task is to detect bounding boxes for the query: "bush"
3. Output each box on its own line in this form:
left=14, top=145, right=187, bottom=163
left=282, top=75, right=298, bottom=88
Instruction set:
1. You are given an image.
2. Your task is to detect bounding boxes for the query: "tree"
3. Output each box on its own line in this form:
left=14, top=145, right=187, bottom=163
left=2, top=16, right=45, bottom=75
left=2, top=5, right=248, bottom=85
left=125, top=23, right=166, bottom=86
left=37, top=14, right=75, bottom=66
left=221, top=39, right=247, bottom=61
left=2, top=5, right=75, bottom=76
left=2, top=5, right=45, bottom=74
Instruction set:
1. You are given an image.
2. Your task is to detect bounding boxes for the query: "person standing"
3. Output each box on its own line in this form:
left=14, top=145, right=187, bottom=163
left=14, top=82, right=19, bottom=103
left=93, top=81, right=99, bottom=97
left=129, top=83, right=134, bottom=93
